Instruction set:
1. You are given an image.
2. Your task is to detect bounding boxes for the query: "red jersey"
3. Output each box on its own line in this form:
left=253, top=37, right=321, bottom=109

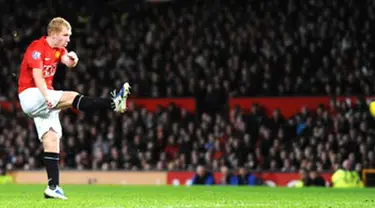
left=18, top=36, right=67, bottom=94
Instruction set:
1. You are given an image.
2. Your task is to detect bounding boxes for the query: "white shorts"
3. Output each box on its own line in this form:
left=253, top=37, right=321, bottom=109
left=18, top=88, right=64, bottom=141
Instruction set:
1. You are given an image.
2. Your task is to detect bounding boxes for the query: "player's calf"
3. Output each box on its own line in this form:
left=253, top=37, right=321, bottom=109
left=69, top=82, right=131, bottom=113
left=42, top=130, right=60, bottom=192
left=42, top=131, right=67, bottom=200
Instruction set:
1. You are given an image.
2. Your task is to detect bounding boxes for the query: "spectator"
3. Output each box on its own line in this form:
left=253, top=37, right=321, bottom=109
left=332, top=160, right=364, bottom=188
left=306, top=169, right=326, bottom=187
left=237, top=167, right=257, bottom=186
left=191, top=165, right=215, bottom=185
left=219, top=165, right=238, bottom=185
left=0, top=159, right=12, bottom=184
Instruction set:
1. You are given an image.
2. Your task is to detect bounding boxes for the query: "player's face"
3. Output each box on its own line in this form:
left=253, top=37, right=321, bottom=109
left=54, top=26, right=71, bottom=48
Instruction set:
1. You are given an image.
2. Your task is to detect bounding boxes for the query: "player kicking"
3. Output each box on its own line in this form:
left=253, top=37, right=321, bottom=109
left=17, top=17, right=131, bottom=200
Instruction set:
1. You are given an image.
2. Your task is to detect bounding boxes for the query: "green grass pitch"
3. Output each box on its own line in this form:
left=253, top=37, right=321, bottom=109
left=0, top=184, right=374, bottom=208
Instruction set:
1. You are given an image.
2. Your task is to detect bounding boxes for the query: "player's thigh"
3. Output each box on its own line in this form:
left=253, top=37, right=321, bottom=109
left=34, top=110, right=62, bottom=152
left=19, top=88, right=47, bottom=117
left=19, top=88, right=64, bottom=117
left=56, top=91, right=79, bottom=109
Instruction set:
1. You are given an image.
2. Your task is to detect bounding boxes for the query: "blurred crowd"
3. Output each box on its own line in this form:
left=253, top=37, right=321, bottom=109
left=1, top=0, right=375, bottom=102
left=1, top=96, right=375, bottom=176
left=1, top=0, right=375, bottom=177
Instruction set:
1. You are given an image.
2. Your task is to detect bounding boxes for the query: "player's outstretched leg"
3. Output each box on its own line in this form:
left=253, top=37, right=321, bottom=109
left=56, top=82, right=131, bottom=113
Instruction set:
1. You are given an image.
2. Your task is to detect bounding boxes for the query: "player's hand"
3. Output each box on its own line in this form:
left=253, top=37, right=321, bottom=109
left=67, top=51, right=79, bottom=66
left=45, top=97, right=54, bottom=109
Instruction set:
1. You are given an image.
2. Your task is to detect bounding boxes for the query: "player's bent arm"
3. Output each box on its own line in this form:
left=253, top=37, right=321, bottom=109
left=32, top=68, right=49, bottom=99
left=61, top=52, right=78, bottom=68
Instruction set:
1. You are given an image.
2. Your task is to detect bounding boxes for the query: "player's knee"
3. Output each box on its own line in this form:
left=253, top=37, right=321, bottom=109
left=42, top=130, right=60, bottom=153
left=70, top=91, right=79, bottom=97
left=64, top=91, right=79, bottom=102
left=57, top=91, right=79, bottom=109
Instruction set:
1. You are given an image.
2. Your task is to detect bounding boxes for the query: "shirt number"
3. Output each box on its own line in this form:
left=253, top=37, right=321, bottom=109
left=43, top=64, right=57, bottom=77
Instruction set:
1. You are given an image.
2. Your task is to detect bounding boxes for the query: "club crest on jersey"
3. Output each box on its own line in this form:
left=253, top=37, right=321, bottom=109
left=31, top=51, right=41, bottom=60
left=55, top=51, right=61, bottom=59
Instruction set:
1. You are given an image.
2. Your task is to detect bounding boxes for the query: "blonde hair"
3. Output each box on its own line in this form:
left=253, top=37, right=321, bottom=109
left=47, top=17, right=71, bottom=35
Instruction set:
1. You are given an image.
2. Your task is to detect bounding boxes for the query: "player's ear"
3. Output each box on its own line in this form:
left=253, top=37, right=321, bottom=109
left=49, top=30, right=60, bottom=38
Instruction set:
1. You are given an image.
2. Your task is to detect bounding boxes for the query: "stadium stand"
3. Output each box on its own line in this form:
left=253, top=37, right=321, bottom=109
left=0, top=0, right=374, bottom=185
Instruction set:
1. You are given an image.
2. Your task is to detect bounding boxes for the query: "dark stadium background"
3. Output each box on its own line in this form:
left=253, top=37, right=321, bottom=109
left=1, top=0, right=375, bottom=187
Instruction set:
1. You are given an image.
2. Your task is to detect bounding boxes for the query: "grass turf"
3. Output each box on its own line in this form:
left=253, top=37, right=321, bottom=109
left=0, top=184, right=374, bottom=208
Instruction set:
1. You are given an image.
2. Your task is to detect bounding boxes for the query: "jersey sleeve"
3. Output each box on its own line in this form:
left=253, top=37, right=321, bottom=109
left=26, top=45, right=43, bottom=69
left=58, top=47, right=68, bottom=62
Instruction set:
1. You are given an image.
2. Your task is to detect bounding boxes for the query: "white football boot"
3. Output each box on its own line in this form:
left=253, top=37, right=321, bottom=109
left=111, top=82, right=131, bottom=113
left=44, top=185, right=68, bottom=200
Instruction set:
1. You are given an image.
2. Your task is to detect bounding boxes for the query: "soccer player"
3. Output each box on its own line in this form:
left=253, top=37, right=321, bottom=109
left=17, top=17, right=131, bottom=200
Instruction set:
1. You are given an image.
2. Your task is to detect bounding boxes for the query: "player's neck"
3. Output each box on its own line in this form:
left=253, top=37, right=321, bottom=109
left=45, top=36, right=59, bottom=48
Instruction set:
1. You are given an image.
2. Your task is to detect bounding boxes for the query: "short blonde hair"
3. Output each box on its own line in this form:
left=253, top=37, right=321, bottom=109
left=47, top=17, right=71, bottom=35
